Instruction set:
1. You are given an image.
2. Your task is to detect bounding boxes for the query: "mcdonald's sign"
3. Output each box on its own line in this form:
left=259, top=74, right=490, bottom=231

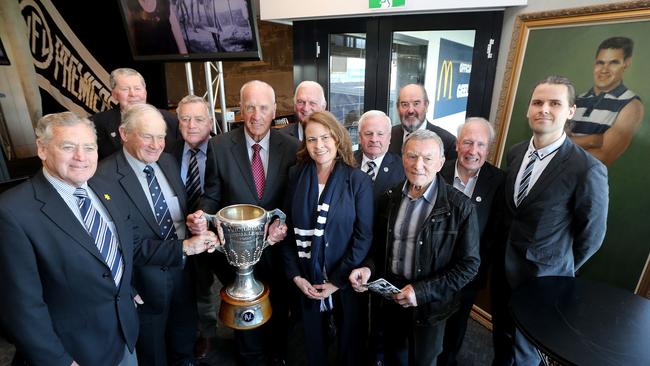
left=437, top=60, right=454, bottom=101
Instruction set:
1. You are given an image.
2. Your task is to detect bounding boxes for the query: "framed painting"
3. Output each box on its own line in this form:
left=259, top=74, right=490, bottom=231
left=493, top=0, right=650, bottom=297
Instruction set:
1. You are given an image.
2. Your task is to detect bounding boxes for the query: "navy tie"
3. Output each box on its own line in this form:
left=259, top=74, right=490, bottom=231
left=366, top=161, right=377, bottom=181
left=74, top=188, right=123, bottom=285
left=185, top=149, right=201, bottom=212
left=144, top=165, right=178, bottom=240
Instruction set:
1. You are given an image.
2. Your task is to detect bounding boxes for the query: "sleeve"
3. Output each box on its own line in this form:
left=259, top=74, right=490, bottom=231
left=328, top=172, right=374, bottom=287
left=0, top=208, right=73, bottom=366
left=413, top=200, right=481, bottom=305
left=572, top=159, right=609, bottom=270
left=280, top=166, right=302, bottom=281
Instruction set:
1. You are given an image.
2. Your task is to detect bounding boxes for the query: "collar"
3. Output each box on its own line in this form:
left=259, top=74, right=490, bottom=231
left=528, top=133, right=566, bottom=160
left=454, top=159, right=481, bottom=183
left=123, top=148, right=155, bottom=173
left=401, top=176, right=437, bottom=204
left=586, top=83, right=628, bottom=98
left=244, top=129, right=270, bottom=152
left=183, top=139, right=208, bottom=156
left=361, top=152, right=386, bottom=171
left=42, top=167, right=89, bottom=194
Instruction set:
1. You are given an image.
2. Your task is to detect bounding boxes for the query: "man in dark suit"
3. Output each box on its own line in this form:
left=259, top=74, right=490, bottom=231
left=191, top=80, right=299, bottom=365
left=350, top=129, right=480, bottom=365
left=91, top=68, right=181, bottom=160
left=0, top=112, right=213, bottom=366
left=389, top=83, right=457, bottom=160
left=500, top=76, right=609, bottom=365
left=354, top=110, right=405, bottom=200
left=169, top=95, right=220, bottom=359
left=437, top=117, right=505, bottom=366
left=280, top=80, right=327, bottom=141
left=96, top=104, right=210, bottom=366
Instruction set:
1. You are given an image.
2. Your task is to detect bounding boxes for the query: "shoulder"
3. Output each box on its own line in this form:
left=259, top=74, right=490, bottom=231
left=0, top=179, right=35, bottom=208
left=159, top=109, right=179, bottom=123
left=440, top=159, right=456, bottom=180
left=427, top=123, right=456, bottom=141
left=91, top=108, right=119, bottom=125
left=271, top=128, right=301, bottom=152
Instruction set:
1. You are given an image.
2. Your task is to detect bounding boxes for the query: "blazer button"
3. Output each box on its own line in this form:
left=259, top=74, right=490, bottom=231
left=419, top=241, right=423, bottom=246
left=417, top=268, right=422, bottom=272
left=102, top=273, right=110, bottom=278
left=161, top=266, right=168, bottom=271
left=116, top=296, right=121, bottom=301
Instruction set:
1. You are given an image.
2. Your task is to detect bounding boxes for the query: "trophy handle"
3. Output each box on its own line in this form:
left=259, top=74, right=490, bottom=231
left=266, top=208, right=286, bottom=226
left=202, top=213, right=225, bottom=252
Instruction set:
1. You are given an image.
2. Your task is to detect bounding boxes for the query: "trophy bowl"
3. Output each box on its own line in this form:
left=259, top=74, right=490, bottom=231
left=204, top=204, right=285, bottom=330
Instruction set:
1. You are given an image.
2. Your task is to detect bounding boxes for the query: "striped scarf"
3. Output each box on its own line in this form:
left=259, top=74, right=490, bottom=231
left=292, top=161, right=342, bottom=311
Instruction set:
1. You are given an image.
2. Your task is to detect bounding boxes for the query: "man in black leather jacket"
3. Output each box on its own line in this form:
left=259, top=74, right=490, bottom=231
left=350, top=129, right=480, bottom=366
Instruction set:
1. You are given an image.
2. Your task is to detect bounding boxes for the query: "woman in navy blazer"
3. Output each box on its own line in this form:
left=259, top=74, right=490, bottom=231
left=282, top=111, right=374, bottom=366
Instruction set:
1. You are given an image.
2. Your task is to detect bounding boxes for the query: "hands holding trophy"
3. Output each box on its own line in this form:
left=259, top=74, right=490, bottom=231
left=187, top=204, right=287, bottom=329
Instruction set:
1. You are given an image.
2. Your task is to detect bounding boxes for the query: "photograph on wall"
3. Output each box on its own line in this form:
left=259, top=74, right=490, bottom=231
left=494, top=3, right=650, bottom=293
left=117, top=0, right=261, bottom=61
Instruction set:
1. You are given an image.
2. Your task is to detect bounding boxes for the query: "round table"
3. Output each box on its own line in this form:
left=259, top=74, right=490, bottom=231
left=510, top=276, right=650, bottom=366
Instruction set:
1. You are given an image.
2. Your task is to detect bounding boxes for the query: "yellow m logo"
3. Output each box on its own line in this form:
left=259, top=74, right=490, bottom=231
left=437, top=60, right=453, bottom=101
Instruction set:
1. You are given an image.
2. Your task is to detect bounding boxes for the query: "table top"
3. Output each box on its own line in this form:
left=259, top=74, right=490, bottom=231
left=510, top=276, right=650, bottom=366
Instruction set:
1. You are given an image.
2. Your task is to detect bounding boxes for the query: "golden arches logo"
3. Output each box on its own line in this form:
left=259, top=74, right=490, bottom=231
left=437, top=60, right=453, bottom=101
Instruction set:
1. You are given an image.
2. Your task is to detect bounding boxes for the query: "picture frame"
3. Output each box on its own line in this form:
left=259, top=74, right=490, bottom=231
left=0, top=37, right=9, bottom=65
left=493, top=0, right=650, bottom=297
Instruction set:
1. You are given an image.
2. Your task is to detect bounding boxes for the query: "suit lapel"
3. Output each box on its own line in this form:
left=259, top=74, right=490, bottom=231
left=158, top=153, right=188, bottom=214
left=505, top=143, right=526, bottom=209
left=115, top=152, right=162, bottom=236
left=472, top=163, right=495, bottom=203
left=231, top=129, right=259, bottom=201
left=33, top=172, right=108, bottom=266
left=265, top=131, right=284, bottom=201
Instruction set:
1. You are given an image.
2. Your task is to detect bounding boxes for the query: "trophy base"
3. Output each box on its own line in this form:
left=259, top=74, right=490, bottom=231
left=219, top=286, right=272, bottom=330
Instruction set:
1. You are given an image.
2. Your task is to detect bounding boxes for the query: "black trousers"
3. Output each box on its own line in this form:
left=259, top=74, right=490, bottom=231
left=437, top=283, right=480, bottom=366
left=299, top=286, right=366, bottom=366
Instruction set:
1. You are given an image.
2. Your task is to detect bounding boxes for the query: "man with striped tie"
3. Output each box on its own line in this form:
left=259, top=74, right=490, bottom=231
left=498, top=76, right=609, bottom=365
left=354, top=110, right=405, bottom=201
left=96, top=103, right=210, bottom=365
left=171, top=95, right=221, bottom=359
left=0, top=112, right=215, bottom=366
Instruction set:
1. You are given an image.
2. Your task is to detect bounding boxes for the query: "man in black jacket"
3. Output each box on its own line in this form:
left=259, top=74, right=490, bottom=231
left=350, top=129, right=480, bottom=366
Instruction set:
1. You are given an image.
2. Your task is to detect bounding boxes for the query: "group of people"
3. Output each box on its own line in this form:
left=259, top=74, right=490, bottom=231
left=0, top=58, right=611, bottom=366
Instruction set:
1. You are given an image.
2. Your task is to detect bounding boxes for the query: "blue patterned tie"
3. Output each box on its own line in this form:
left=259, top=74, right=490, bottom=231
left=74, top=188, right=124, bottom=285
left=144, top=165, right=178, bottom=240
left=516, top=151, right=540, bottom=206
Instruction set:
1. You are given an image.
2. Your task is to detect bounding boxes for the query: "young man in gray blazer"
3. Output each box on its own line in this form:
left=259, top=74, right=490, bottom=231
left=499, top=76, right=609, bottom=365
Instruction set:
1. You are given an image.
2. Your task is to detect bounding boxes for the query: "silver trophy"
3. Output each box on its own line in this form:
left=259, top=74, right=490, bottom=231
left=204, top=204, right=285, bottom=329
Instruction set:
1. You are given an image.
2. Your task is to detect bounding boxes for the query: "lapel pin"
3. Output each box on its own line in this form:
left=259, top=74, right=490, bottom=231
left=104, top=194, right=111, bottom=200
left=383, top=167, right=389, bottom=172
left=110, top=132, right=116, bottom=138
left=475, top=196, right=482, bottom=203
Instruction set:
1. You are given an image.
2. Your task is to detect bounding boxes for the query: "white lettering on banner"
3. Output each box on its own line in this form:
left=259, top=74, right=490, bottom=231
left=20, top=0, right=112, bottom=115
left=459, top=63, right=472, bottom=73
left=457, top=84, right=469, bottom=98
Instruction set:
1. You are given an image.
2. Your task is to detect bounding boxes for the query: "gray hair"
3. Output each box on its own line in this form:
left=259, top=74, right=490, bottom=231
left=109, top=68, right=146, bottom=90
left=36, top=112, right=96, bottom=145
left=294, top=80, right=326, bottom=106
left=358, top=110, right=392, bottom=132
left=120, top=104, right=164, bottom=133
left=176, top=94, right=211, bottom=118
left=240, top=80, right=276, bottom=104
left=403, top=129, right=444, bottom=158
left=457, top=117, right=496, bottom=144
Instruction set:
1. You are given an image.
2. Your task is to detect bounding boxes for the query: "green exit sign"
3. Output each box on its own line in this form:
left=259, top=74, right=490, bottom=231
left=369, top=0, right=406, bottom=9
